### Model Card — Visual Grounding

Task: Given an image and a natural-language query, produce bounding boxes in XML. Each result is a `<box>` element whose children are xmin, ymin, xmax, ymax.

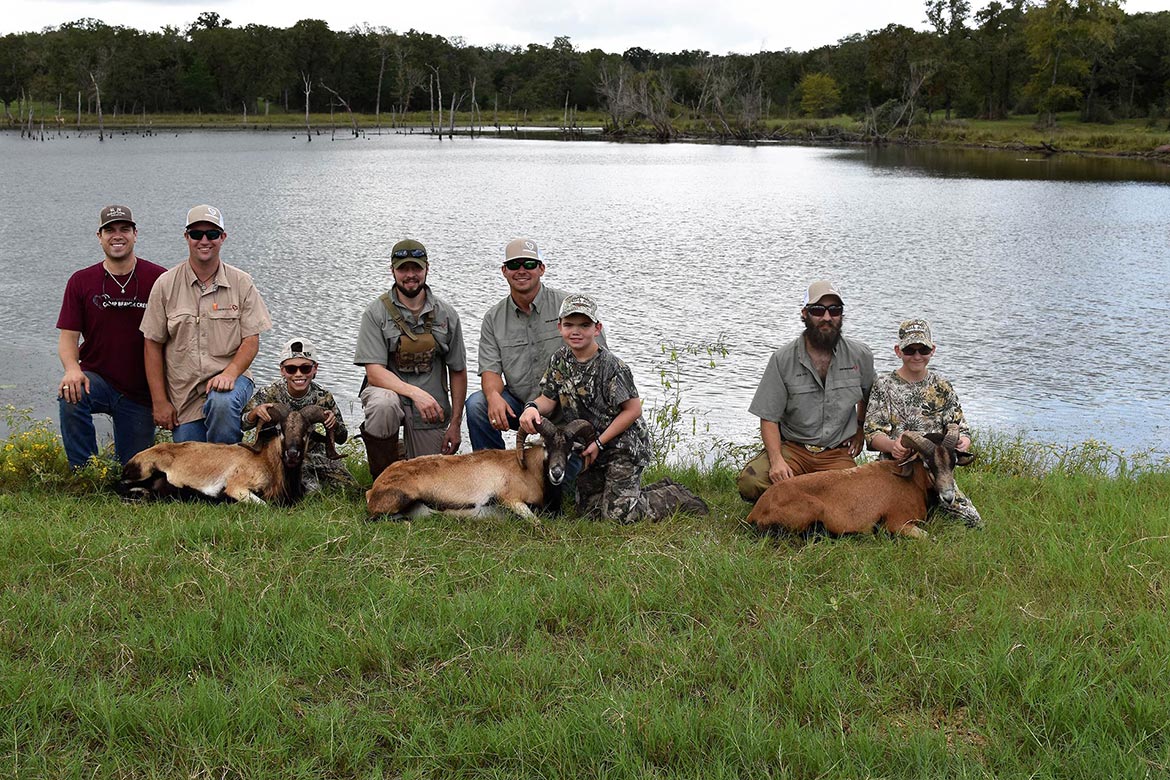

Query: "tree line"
<box><xmin>2</xmin><ymin>1</ymin><xmax>1168</xmax><ymax>139</ymax></box>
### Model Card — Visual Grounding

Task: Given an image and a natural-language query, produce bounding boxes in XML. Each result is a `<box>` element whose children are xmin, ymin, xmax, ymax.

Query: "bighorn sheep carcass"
<box><xmin>747</xmin><ymin>424</ymin><xmax>975</xmax><ymax>539</ymax></box>
<box><xmin>366</xmin><ymin>418</ymin><xmax>596</xmax><ymax>520</ymax></box>
<box><xmin>116</xmin><ymin>404</ymin><xmax>341</xmax><ymax>505</ymax></box>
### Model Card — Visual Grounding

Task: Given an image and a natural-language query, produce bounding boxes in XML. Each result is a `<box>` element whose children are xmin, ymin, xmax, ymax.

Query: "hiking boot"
<box><xmin>361</xmin><ymin>425</ymin><xmax>400</xmax><ymax>483</ymax></box>
<box><xmin>642</xmin><ymin>477</ymin><xmax>710</xmax><ymax>519</ymax></box>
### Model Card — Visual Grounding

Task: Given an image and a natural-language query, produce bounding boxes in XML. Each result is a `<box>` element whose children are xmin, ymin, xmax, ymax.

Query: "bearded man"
<box><xmin>736</xmin><ymin>280</ymin><xmax>875</xmax><ymax>502</ymax></box>
<box><xmin>353</xmin><ymin>238</ymin><xmax>467</xmax><ymax>479</ymax></box>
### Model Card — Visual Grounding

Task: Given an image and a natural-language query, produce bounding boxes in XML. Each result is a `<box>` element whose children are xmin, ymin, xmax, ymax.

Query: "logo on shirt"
<box><xmin>92</xmin><ymin>294</ymin><xmax>146</xmax><ymax>310</ymax></box>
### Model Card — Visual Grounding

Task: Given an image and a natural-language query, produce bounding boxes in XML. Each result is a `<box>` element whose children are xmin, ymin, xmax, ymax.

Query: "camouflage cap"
<box><xmin>279</xmin><ymin>337</ymin><xmax>318</xmax><ymax>365</ymax></box>
<box><xmin>186</xmin><ymin>204</ymin><xmax>225</xmax><ymax>229</ymax></box>
<box><xmin>558</xmin><ymin>293</ymin><xmax>599</xmax><ymax>323</ymax></box>
<box><xmin>803</xmin><ymin>280</ymin><xmax>844</xmax><ymax>307</ymax></box>
<box><xmin>391</xmin><ymin>238</ymin><xmax>428</xmax><ymax>269</ymax></box>
<box><xmin>898</xmin><ymin>319</ymin><xmax>935</xmax><ymax>350</ymax></box>
<box><xmin>99</xmin><ymin>205</ymin><xmax>135</xmax><ymax>229</ymax></box>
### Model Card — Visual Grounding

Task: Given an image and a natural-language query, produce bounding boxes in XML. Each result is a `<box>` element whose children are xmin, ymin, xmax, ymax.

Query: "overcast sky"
<box><xmin>4</xmin><ymin>0</ymin><xmax>1167</xmax><ymax>53</ymax></box>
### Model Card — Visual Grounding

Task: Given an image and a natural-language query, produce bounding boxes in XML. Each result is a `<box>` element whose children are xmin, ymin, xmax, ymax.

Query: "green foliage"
<box><xmin>798</xmin><ymin>72</ymin><xmax>842</xmax><ymax>117</ymax></box>
<box><xmin>646</xmin><ymin>336</ymin><xmax>729</xmax><ymax>466</ymax></box>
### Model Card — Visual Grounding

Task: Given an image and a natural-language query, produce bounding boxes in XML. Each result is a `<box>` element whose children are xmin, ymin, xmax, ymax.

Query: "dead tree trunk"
<box><xmin>320</xmin><ymin>82</ymin><xmax>360</xmax><ymax>137</ymax></box>
<box><xmin>375</xmin><ymin>47</ymin><xmax>388</xmax><ymax>132</ymax></box>
<box><xmin>89</xmin><ymin>73</ymin><xmax>105</xmax><ymax>142</ymax></box>
<box><xmin>301</xmin><ymin>71</ymin><xmax>312</xmax><ymax>141</ymax></box>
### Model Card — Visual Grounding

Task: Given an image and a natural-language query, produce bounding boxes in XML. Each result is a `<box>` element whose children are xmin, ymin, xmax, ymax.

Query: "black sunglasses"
<box><xmin>805</xmin><ymin>304</ymin><xmax>844</xmax><ymax>317</ymax></box>
<box><xmin>503</xmin><ymin>259</ymin><xmax>541</xmax><ymax>271</ymax></box>
<box><xmin>392</xmin><ymin>248</ymin><xmax>427</xmax><ymax>259</ymax></box>
<box><xmin>282</xmin><ymin>363</ymin><xmax>315</xmax><ymax>375</ymax></box>
<box><xmin>187</xmin><ymin>229</ymin><xmax>223</xmax><ymax>241</ymax></box>
<box><xmin>901</xmin><ymin>345</ymin><xmax>934</xmax><ymax>356</ymax></box>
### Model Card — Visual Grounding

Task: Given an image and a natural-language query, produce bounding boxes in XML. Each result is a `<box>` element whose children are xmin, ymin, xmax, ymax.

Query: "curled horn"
<box><xmin>240</xmin><ymin>403</ymin><xmax>292</xmax><ymax>453</ymax></box>
<box><xmin>562</xmin><ymin>419</ymin><xmax>597</xmax><ymax>445</ymax></box>
<box><xmin>900</xmin><ymin>431</ymin><xmax>935</xmax><ymax>458</ymax></box>
<box><xmin>516</xmin><ymin>430</ymin><xmax>529</xmax><ymax>467</ymax></box>
<box><xmin>941</xmin><ymin>423</ymin><xmax>960</xmax><ymax>451</ymax></box>
<box><xmin>535</xmin><ymin>416</ymin><xmax>560</xmax><ymax>439</ymax></box>
<box><xmin>297</xmin><ymin>405</ymin><xmax>343</xmax><ymax>460</ymax></box>
<box><xmin>267</xmin><ymin>403</ymin><xmax>291</xmax><ymax>424</ymax></box>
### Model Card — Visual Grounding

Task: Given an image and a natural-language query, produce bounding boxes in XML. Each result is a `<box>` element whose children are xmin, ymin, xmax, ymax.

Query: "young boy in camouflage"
<box><xmin>519</xmin><ymin>294</ymin><xmax>705</xmax><ymax>523</ymax></box>
<box><xmin>864</xmin><ymin>318</ymin><xmax>982</xmax><ymax>528</ymax></box>
<box><xmin>241</xmin><ymin>337</ymin><xmax>356</xmax><ymax>493</ymax></box>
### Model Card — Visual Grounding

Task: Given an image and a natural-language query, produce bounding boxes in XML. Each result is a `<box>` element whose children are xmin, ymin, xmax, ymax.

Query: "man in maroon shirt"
<box><xmin>57</xmin><ymin>205</ymin><xmax>167</xmax><ymax>468</ymax></box>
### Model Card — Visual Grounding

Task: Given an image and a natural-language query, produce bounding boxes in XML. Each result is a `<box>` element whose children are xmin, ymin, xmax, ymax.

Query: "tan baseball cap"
<box><xmin>558</xmin><ymin>293</ymin><xmax>599</xmax><ymax>322</ymax></box>
<box><xmin>803</xmin><ymin>280</ymin><xmax>844</xmax><ymax>307</ymax></box>
<box><xmin>898</xmin><ymin>319</ymin><xmax>935</xmax><ymax>349</ymax></box>
<box><xmin>186</xmin><ymin>204</ymin><xmax>225</xmax><ymax>229</ymax></box>
<box><xmin>505</xmin><ymin>238</ymin><xmax>542</xmax><ymax>263</ymax></box>
<box><xmin>391</xmin><ymin>238</ymin><xmax>428</xmax><ymax>269</ymax></box>
<box><xmin>279</xmin><ymin>337</ymin><xmax>318</xmax><ymax>364</ymax></box>
<box><xmin>99</xmin><ymin>205</ymin><xmax>135</xmax><ymax>229</ymax></box>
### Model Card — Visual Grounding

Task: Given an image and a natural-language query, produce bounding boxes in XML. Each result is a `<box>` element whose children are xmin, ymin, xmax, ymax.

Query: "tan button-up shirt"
<box><xmin>140</xmin><ymin>261</ymin><xmax>272</xmax><ymax>424</ymax></box>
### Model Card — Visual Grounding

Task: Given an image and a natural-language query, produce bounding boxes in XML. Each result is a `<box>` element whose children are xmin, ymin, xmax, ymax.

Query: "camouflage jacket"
<box><xmin>864</xmin><ymin>369</ymin><xmax>971</xmax><ymax>447</ymax></box>
<box><xmin>539</xmin><ymin>346</ymin><xmax>651</xmax><ymax>467</ymax></box>
<box><xmin>241</xmin><ymin>380</ymin><xmax>351</xmax><ymax>477</ymax></box>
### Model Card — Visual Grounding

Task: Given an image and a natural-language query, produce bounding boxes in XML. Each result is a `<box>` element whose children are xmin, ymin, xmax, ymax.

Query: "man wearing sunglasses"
<box><xmin>737</xmin><ymin>280</ymin><xmax>875</xmax><ymax>502</ymax></box>
<box><xmin>354</xmin><ymin>238</ymin><xmax>467</xmax><ymax>478</ymax></box>
<box><xmin>467</xmin><ymin>237</ymin><xmax>605</xmax><ymax>451</ymax></box>
<box><xmin>56</xmin><ymin>205</ymin><xmax>168</xmax><ymax>468</ymax></box>
<box><xmin>141</xmin><ymin>204</ymin><xmax>272</xmax><ymax>444</ymax></box>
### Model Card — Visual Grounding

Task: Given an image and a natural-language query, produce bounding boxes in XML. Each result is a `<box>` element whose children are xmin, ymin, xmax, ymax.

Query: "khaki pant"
<box><xmin>737</xmin><ymin>443</ymin><xmax>857</xmax><ymax>502</ymax></box>
<box><xmin>359</xmin><ymin>386</ymin><xmax>445</xmax><ymax>458</ymax></box>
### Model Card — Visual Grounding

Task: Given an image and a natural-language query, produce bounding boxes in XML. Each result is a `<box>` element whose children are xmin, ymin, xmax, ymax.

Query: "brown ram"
<box><xmin>116</xmin><ymin>404</ymin><xmax>340</xmax><ymax>505</ymax></box>
<box><xmin>747</xmin><ymin>424</ymin><xmax>974</xmax><ymax>539</ymax></box>
<box><xmin>366</xmin><ymin>418</ymin><xmax>595</xmax><ymax>520</ymax></box>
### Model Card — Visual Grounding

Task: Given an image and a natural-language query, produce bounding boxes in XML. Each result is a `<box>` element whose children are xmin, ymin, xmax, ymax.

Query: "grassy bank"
<box><xmin>11</xmin><ymin>107</ymin><xmax>1170</xmax><ymax>157</ymax></box>
<box><xmin>2</xmin><ymin>417</ymin><xmax>1170</xmax><ymax>777</ymax></box>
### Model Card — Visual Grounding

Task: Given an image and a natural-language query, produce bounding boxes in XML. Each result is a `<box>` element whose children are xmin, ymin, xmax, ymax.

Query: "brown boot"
<box><xmin>361</xmin><ymin>425</ymin><xmax>400</xmax><ymax>482</ymax></box>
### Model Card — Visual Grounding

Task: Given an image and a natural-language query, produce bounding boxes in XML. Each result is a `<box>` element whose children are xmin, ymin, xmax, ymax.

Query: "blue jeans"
<box><xmin>466</xmin><ymin>388</ymin><xmax>526</xmax><ymax>451</ymax></box>
<box><xmin>58</xmin><ymin>371</ymin><xmax>155</xmax><ymax>468</ymax></box>
<box><xmin>173</xmin><ymin>376</ymin><xmax>255</xmax><ymax>444</ymax></box>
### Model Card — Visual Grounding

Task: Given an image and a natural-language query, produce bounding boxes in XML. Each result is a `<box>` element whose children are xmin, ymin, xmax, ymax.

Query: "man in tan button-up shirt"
<box><xmin>140</xmin><ymin>205</ymin><xmax>271</xmax><ymax>444</ymax></box>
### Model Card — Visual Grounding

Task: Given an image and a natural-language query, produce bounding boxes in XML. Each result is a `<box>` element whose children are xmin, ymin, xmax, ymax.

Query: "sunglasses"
<box><xmin>281</xmin><ymin>363</ymin><xmax>315</xmax><ymax>375</ymax></box>
<box><xmin>805</xmin><ymin>304</ymin><xmax>844</xmax><ymax>317</ymax></box>
<box><xmin>503</xmin><ymin>259</ymin><xmax>541</xmax><ymax>271</ymax></box>
<box><xmin>187</xmin><ymin>229</ymin><xmax>223</xmax><ymax>241</ymax></box>
<box><xmin>901</xmin><ymin>345</ymin><xmax>934</xmax><ymax>356</ymax></box>
<box><xmin>392</xmin><ymin>248</ymin><xmax>427</xmax><ymax>259</ymax></box>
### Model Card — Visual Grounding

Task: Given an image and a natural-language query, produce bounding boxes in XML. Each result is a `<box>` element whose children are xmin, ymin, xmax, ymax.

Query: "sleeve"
<box><xmin>606</xmin><ymin>357</ymin><xmax>639</xmax><ymax>407</ymax></box>
<box><xmin>240</xmin><ymin>384</ymin><xmax>275</xmax><ymax>431</ymax></box>
<box><xmin>56</xmin><ymin>275</ymin><xmax>83</xmax><ymax>331</ymax></box>
<box><xmin>353</xmin><ymin>307</ymin><xmax>390</xmax><ymax>366</ymax></box>
<box><xmin>477</xmin><ymin>310</ymin><xmax>502</xmax><ymax>375</ymax></box>
<box><xmin>238</xmin><ymin>276</ymin><xmax>272</xmax><ymax>338</ymax></box>
<box><xmin>860</xmin><ymin>345</ymin><xmax>876</xmax><ymax>394</ymax></box>
<box><xmin>864</xmin><ymin>375</ymin><xmax>895</xmax><ymax>443</ymax></box>
<box><xmin>538</xmin><ymin>352</ymin><xmax>562</xmax><ymax>401</ymax></box>
<box><xmin>443</xmin><ymin>312</ymin><xmax>467</xmax><ymax>373</ymax></box>
<box><xmin>139</xmin><ymin>280</ymin><xmax>170</xmax><ymax>343</ymax></box>
<box><xmin>747</xmin><ymin>351</ymin><xmax>788</xmax><ymax>422</ymax></box>
<box><xmin>938</xmin><ymin>378</ymin><xmax>971</xmax><ymax>438</ymax></box>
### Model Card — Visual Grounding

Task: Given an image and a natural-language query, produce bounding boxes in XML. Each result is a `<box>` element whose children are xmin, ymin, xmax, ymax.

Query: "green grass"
<box><xmin>2</xmin><ymin>419</ymin><xmax>1170</xmax><ymax>777</ymax></box>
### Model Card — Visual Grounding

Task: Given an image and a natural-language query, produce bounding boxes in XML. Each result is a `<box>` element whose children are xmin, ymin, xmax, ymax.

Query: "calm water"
<box><xmin>2</xmin><ymin>131</ymin><xmax>1168</xmax><ymax>460</ymax></box>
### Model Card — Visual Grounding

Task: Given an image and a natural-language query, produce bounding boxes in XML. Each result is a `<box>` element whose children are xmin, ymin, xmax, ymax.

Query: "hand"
<box><xmin>581</xmin><ymin>441</ymin><xmax>600</xmax><ymax>469</ymax></box>
<box><xmin>252</xmin><ymin>403</ymin><xmax>274</xmax><ymax>424</ymax></box>
<box><xmin>518</xmin><ymin>407</ymin><xmax>541</xmax><ymax>435</ymax></box>
<box><xmin>205</xmin><ymin>372</ymin><xmax>238</xmax><ymax>393</ymax></box>
<box><xmin>58</xmin><ymin>368</ymin><xmax>89</xmax><ymax>405</ymax></box>
<box><xmin>888</xmin><ymin>440</ymin><xmax>911</xmax><ymax>460</ymax></box>
<box><xmin>487</xmin><ymin>394</ymin><xmax>515</xmax><ymax>431</ymax></box>
<box><xmin>441</xmin><ymin>424</ymin><xmax>461</xmax><ymax>455</ymax></box>
<box><xmin>153</xmin><ymin>400</ymin><xmax>178</xmax><ymax>430</ymax></box>
<box><xmin>411</xmin><ymin>390</ymin><xmax>444</xmax><ymax>424</ymax></box>
<box><xmin>847</xmin><ymin>429</ymin><xmax>865</xmax><ymax>458</ymax></box>
<box><xmin>323</xmin><ymin>410</ymin><xmax>336</xmax><ymax>430</ymax></box>
<box><xmin>958</xmin><ymin>435</ymin><xmax>972</xmax><ymax>452</ymax></box>
<box><xmin>768</xmin><ymin>456</ymin><xmax>795</xmax><ymax>483</ymax></box>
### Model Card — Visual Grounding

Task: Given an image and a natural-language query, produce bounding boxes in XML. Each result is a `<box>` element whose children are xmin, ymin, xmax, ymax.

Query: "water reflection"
<box><xmin>1</xmin><ymin>132</ymin><xmax>1167</xmax><ymax>459</ymax></box>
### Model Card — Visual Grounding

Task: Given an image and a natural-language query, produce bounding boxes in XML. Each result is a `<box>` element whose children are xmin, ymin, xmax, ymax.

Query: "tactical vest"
<box><xmin>381</xmin><ymin>292</ymin><xmax>438</xmax><ymax>374</ymax></box>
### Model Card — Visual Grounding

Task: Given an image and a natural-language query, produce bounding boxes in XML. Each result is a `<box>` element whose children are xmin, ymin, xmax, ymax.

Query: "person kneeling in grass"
<box><xmin>864</xmin><ymin>318</ymin><xmax>982</xmax><ymax>528</ymax></box>
<box><xmin>519</xmin><ymin>294</ymin><xmax>706</xmax><ymax>522</ymax></box>
<box><xmin>241</xmin><ymin>337</ymin><xmax>356</xmax><ymax>493</ymax></box>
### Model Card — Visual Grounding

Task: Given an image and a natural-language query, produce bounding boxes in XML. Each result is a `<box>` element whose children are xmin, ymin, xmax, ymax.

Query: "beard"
<box><xmin>393</xmin><ymin>280</ymin><xmax>425</xmax><ymax>301</ymax></box>
<box><xmin>803</xmin><ymin>315</ymin><xmax>843</xmax><ymax>351</ymax></box>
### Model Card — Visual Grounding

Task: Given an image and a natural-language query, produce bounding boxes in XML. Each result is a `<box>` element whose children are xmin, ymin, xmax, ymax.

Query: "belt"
<box><xmin>793</xmin><ymin>441</ymin><xmax>849</xmax><ymax>454</ymax></box>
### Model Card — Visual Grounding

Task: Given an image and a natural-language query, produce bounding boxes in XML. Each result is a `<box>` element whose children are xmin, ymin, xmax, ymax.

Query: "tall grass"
<box><xmin>2</xmin><ymin>409</ymin><xmax>1169</xmax><ymax>777</ymax></box>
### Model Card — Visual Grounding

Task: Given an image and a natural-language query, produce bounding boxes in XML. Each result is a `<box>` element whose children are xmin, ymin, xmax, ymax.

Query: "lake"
<box><xmin>2</xmin><ymin>130</ymin><xmax>1168</xmax><ymax>462</ymax></box>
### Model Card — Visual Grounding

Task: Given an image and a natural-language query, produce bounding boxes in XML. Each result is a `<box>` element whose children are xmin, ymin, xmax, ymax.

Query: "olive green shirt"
<box><xmin>353</xmin><ymin>285</ymin><xmax>466</xmax><ymax>430</ymax></box>
<box><xmin>748</xmin><ymin>334</ymin><xmax>875</xmax><ymax>448</ymax></box>
<box><xmin>477</xmin><ymin>283</ymin><xmax>605</xmax><ymax>404</ymax></box>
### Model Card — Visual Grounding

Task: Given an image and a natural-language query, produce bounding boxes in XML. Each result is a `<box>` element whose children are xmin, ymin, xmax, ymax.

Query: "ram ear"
<box><xmin>893</xmin><ymin>455</ymin><xmax>918</xmax><ymax>478</ymax></box>
<box><xmin>955</xmin><ymin>450</ymin><xmax>976</xmax><ymax>467</ymax></box>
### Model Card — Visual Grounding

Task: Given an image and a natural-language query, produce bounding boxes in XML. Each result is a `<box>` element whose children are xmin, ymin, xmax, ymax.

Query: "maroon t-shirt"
<box><xmin>56</xmin><ymin>258</ymin><xmax>168</xmax><ymax>406</ymax></box>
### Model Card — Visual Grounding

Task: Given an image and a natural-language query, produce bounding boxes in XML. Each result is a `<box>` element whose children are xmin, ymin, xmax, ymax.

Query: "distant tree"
<box><xmin>924</xmin><ymin>0</ymin><xmax>971</xmax><ymax>118</ymax></box>
<box><xmin>971</xmin><ymin>0</ymin><xmax>1028</xmax><ymax>118</ymax></box>
<box><xmin>1024</xmin><ymin>0</ymin><xmax>1123</xmax><ymax>126</ymax></box>
<box><xmin>798</xmin><ymin>72</ymin><xmax>842</xmax><ymax>117</ymax></box>
<box><xmin>186</xmin><ymin>11</ymin><xmax>231</xmax><ymax>37</ymax></box>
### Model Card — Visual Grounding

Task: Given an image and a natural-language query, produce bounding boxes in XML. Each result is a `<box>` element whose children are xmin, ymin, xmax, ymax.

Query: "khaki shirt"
<box><xmin>140</xmin><ymin>261</ymin><xmax>272</xmax><ymax>425</ymax></box>
<box><xmin>353</xmin><ymin>286</ymin><xmax>466</xmax><ymax>430</ymax></box>
<box><xmin>477</xmin><ymin>283</ymin><xmax>605</xmax><ymax>404</ymax></box>
<box><xmin>748</xmin><ymin>334</ymin><xmax>875</xmax><ymax>448</ymax></box>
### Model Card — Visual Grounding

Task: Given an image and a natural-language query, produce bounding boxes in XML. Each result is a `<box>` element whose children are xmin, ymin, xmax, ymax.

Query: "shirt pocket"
<box><xmin>827</xmin><ymin>371</ymin><xmax>864</xmax><ymax>418</ymax></box>
<box><xmin>207</xmin><ymin>309</ymin><xmax>242</xmax><ymax>358</ymax></box>
<box><xmin>166</xmin><ymin>307</ymin><xmax>198</xmax><ymax>353</ymax></box>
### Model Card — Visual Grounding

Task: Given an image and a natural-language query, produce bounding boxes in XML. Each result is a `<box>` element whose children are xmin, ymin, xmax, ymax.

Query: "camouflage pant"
<box><xmin>935</xmin><ymin>486</ymin><xmax>983</xmax><ymax>529</ymax></box>
<box><xmin>300</xmin><ymin>452</ymin><xmax>358</xmax><ymax>494</ymax></box>
<box><xmin>577</xmin><ymin>453</ymin><xmax>709</xmax><ymax>523</ymax></box>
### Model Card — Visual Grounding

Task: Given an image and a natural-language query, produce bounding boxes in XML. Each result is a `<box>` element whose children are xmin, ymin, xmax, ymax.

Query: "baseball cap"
<box><xmin>898</xmin><ymin>319</ymin><xmax>935</xmax><ymax>350</ymax></box>
<box><xmin>391</xmin><ymin>238</ymin><xmax>428</xmax><ymax>269</ymax></box>
<box><xmin>505</xmin><ymin>238</ymin><xmax>542</xmax><ymax>263</ymax></box>
<box><xmin>558</xmin><ymin>293</ymin><xmax>599</xmax><ymax>322</ymax></box>
<box><xmin>802</xmin><ymin>280</ymin><xmax>844</xmax><ymax>307</ymax></box>
<box><xmin>186</xmin><ymin>204</ymin><xmax>225</xmax><ymax>229</ymax></box>
<box><xmin>99</xmin><ymin>205</ymin><xmax>135</xmax><ymax>229</ymax></box>
<box><xmin>279</xmin><ymin>337</ymin><xmax>318</xmax><ymax>364</ymax></box>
